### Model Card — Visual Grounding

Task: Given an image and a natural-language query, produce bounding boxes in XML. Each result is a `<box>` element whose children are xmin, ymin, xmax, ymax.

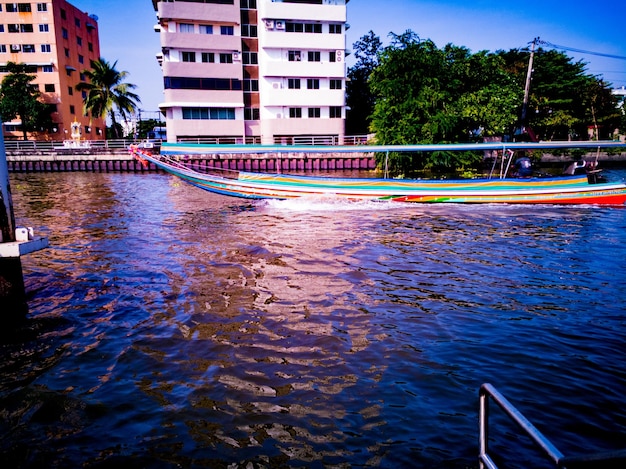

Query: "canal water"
<box><xmin>2</xmin><ymin>170</ymin><xmax>625</xmax><ymax>468</ymax></box>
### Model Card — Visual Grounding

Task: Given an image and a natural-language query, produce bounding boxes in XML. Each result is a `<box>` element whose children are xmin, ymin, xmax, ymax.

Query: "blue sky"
<box><xmin>73</xmin><ymin>0</ymin><xmax>626</xmax><ymax>115</ymax></box>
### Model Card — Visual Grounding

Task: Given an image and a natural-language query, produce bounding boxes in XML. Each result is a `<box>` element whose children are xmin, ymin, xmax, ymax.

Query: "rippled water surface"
<box><xmin>2</xmin><ymin>171</ymin><xmax>626</xmax><ymax>468</ymax></box>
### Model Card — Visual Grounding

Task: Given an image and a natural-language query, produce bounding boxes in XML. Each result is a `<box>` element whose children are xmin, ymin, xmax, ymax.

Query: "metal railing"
<box><xmin>4</xmin><ymin>138</ymin><xmax>142</xmax><ymax>151</ymax></box>
<box><xmin>479</xmin><ymin>383</ymin><xmax>626</xmax><ymax>468</ymax></box>
<box><xmin>176</xmin><ymin>135</ymin><xmax>371</xmax><ymax>146</ymax></box>
<box><xmin>3</xmin><ymin>135</ymin><xmax>372</xmax><ymax>150</ymax></box>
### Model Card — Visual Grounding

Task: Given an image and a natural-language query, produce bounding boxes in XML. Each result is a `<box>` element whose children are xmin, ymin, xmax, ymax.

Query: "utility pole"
<box><xmin>520</xmin><ymin>37</ymin><xmax>539</xmax><ymax>133</ymax></box>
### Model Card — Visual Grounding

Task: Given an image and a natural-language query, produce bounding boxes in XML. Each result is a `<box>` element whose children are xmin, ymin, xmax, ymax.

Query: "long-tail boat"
<box><xmin>130</xmin><ymin>142</ymin><xmax>626</xmax><ymax>205</ymax></box>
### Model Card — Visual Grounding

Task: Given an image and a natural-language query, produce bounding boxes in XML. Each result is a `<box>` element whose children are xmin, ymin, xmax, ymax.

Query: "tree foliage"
<box><xmin>368</xmin><ymin>31</ymin><xmax>521</xmax><ymax>174</ymax></box>
<box><xmin>0</xmin><ymin>62</ymin><xmax>54</xmax><ymax>140</ymax></box>
<box><xmin>346</xmin><ymin>31</ymin><xmax>382</xmax><ymax>135</ymax></box>
<box><xmin>136</xmin><ymin>118</ymin><xmax>165</xmax><ymax>139</ymax></box>
<box><xmin>76</xmin><ymin>58</ymin><xmax>140</xmax><ymax>139</ymax></box>
<box><xmin>358</xmin><ymin>31</ymin><xmax>621</xmax><ymax>174</ymax></box>
<box><xmin>498</xmin><ymin>48</ymin><xmax>619</xmax><ymax>140</ymax></box>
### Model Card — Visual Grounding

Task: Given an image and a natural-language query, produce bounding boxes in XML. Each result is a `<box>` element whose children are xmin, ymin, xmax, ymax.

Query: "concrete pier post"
<box><xmin>0</xmin><ymin>123</ymin><xmax>28</xmax><ymax>315</ymax></box>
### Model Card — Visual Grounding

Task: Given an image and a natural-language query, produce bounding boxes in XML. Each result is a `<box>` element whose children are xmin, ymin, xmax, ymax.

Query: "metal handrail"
<box><xmin>3</xmin><ymin>135</ymin><xmax>374</xmax><ymax>150</ymax></box>
<box><xmin>479</xmin><ymin>383</ymin><xmax>626</xmax><ymax>469</ymax></box>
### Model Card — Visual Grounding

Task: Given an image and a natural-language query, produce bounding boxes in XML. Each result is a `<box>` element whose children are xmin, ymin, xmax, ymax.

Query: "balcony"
<box><xmin>158</xmin><ymin>2</ymin><xmax>240</xmax><ymax>23</ymax></box>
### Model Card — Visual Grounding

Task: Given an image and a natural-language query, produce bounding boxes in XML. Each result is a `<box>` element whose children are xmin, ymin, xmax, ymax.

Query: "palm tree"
<box><xmin>76</xmin><ymin>58</ymin><xmax>141</xmax><ymax>138</ymax></box>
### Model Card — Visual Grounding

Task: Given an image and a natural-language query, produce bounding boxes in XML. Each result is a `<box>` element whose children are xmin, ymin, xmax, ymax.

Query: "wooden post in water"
<box><xmin>0</xmin><ymin>122</ymin><xmax>28</xmax><ymax>316</ymax></box>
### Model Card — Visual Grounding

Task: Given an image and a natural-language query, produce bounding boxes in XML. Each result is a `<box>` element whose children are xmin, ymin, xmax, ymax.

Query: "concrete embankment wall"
<box><xmin>5</xmin><ymin>148</ymin><xmax>626</xmax><ymax>173</ymax></box>
<box><xmin>5</xmin><ymin>148</ymin><xmax>378</xmax><ymax>173</ymax></box>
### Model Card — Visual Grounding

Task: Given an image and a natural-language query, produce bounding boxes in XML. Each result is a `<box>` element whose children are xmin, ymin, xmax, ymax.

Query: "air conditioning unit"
<box><xmin>10</xmin><ymin>44</ymin><xmax>21</xmax><ymax>52</ymax></box>
<box><xmin>264</xmin><ymin>20</ymin><xmax>274</xmax><ymax>30</ymax></box>
<box><xmin>275</xmin><ymin>20</ymin><xmax>285</xmax><ymax>30</ymax></box>
<box><xmin>276</xmin><ymin>113</ymin><xmax>282</xmax><ymax>119</ymax></box>
<box><xmin>272</xmin><ymin>82</ymin><xmax>281</xmax><ymax>89</ymax></box>
<box><xmin>233</xmin><ymin>52</ymin><xmax>241</xmax><ymax>61</ymax></box>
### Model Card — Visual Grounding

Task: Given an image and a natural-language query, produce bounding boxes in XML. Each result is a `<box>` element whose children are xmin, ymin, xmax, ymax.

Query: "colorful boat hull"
<box><xmin>130</xmin><ymin>146</ymin><xmax>626</xmax><ymax>205</ymax></box>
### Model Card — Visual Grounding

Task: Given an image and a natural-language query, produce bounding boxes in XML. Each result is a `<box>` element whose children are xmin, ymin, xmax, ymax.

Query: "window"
<box><xmin>77</xmin><ymin>37</ymin><xmax>82</xmax><ymax>46</ymax></box>
<box><xmin>288</xmin><ymin>50</ymin><xmax>301</xmax><ymax>62</ymax></box>
<box><xmin>22</xmin><ymin>44</ymin><xmax>35</xmax><ymax>53</ymax></box>
<box><xmin>62</xmin><ymin>28</ymin><xmax>68</xmax><ymax>39</ymax></box>
<box><xmin>242</xmin><ymin>52</ymin><xmax>257</xmax><ymax>65</ymax></box>
<box><xmin>70</xmin><ymin>105</ymin><xmax>75</xmax><ymax>115</ymax></box>
<box><xmin>39</xmin><ymin>24</ymin><xmax>49</xmax><ymax>32</ymax></box>
<box><xmin>182</xmin><ymin>51</ymin><xmax>196</xmax><ymax>62</ymax></box>
<box><xmin>241</xmin><ymin>0</ymin><xmax>256</xmax><ymax>8</ymax></box>
<box><xmin>60</xmin><ymin>8</ymin><xmax>66</xmax><ymax>19</ymax></box>
<box><xmin>244</xmin><ymin>108</ymin><xmax>260</xmax><ymax>120</ymax></box>
<box><xmin>41</xmin><ymin>44</ymin><xmax>51</xmax><ymax>53</ymax></box>
<box><xmin>8</xmin><ymin>24</ymin><xmax>19</xmax><ymax>33</ymax></box>
<box><xmin>20</xmin><ymin>24</ymin><xmax>33</xmax><ymax>33</ymax></box>
<box><xmin>78</xmin><ymin>54</ymin><xmax>84</xmax><ymax>64</ymax></box>
<box><xmin>37</xmin><ymin>3</ymin><xmax>47</xmax><ymax>12</ymax></box>
<box><xmin>307</xmin><ymin>79</ymin><xmax>319</xmax><ymax>90</ymax></box>
<box><xmin>0</xmin><ymin>26</ymin><xmax>3</xmax><ymax>33</ymax></box>
<box><xmin>0</xmin><ymin>45</ymin><xmax>6</xmax><ymax>53</ymax></box>
<box><xmin>286</xmin><ymin>22</ymin><xmax>304</xmax><ymax>33</ymax></box>
<box><xmin>179</xmin><ymin>23</ymin><xmax>194</xmax><ymax>33</ymax></box>
<box><xmin>164</xmin><ymin>77</ymin><xmax>242</xmax><ymax>91</ymax></box>
<box><xmin>42</xmin><ymin>65</ymin><xmax>53</xmax><ymax>72</ymax></box>
<box><xmin>289</xmin><ymin>108</ymin><xmax>302</xmax><ymax>118</ymax></box>
<box><xmin>44</xmin><ymin>84</ymin><xmax>55</xmax><ymax>92</ymax></box>
<box><xmin>202</xmin><ymin>52</ymin><xmax>215</xmax><ymax>63</ymax></box>
<box><xmin>330</xmin><ymin>79</ymin><xmax>342</xmax><ymax>90</ymax></box>
<box><xmin>199</xmin><ymin>24</ymin><xmax>213</xmax><ymax>34</ymax></box>
<box><xmin>330</xmin><ymin>106</ymin><xmax>342</xmax><ymax>118</ymax></box>
<box><xmin>288</xmin><ymin>78</ymin><xmax>300</xmax><ymax>89</ymax></box>
<box><xmin>68</xmin><ymin>86</ymin><xmax>73</xmax><ymax>96</ymax></box>
<box><xmin>75</xmin><ymin>18</ymin><xmax>81</xmax><ymax>28</ymax></box>
<box><xmin>219</xmin><ymin>53</ymin><xmax>233</xmax><ymax>63</ymax></box>
<box><xmin>64</xmin><ymin>48</ymin><xmax>69</xmax><ymax>57</ymax></box>
<box><xmin>308</xmin><ymin>108</ymin><xmax>321</xmax><ymax>118</ymax></box>
<box><xmin>88</xmin><ymin>43</ymin><xmax>93</xmax><ymax>52</ymax></box>
<box><xmin>308</xmin><ymin>51</ymin><xmax>320</xmax><ymax>62</ymax></box>
<box><xmin>221</xmin><ymin>25</ymin><xmax>234</xmax><ymax>35</ymax></box>
<box><xmin>329</xmin><ymin>51</ymin><xmax>336</xmax><ymax>62</ymax></box>
<box><xmin>182</xmin><ymin>107</ymin><xmax>235</xmax><ymax>120</ymax></box>
<box><xmin>243</xmin><ymin>79</ymin><xmax>258</xmax><ymax>92</ymax></box>
<box><xmin>329</xmin><ymin>24</ymin><xmax>342</xmax><ymax>34</ymax></box>
<box><xmin>241</xmin><ymin>24</ymin><xmax>257</xmax><ymax>37</ymax></box>
<box><xmin>305</xmin><ymin>24</ymin><xmax>322</xmax><ymax>33</ymax></box>
<box><xmin>18</xmin><ymin>3</ymin><xmax>32</xmax><ymax>12</ymax></box>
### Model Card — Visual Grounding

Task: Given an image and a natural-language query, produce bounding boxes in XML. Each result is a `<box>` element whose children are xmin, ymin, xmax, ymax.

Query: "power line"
<box><xmin>537</xmin><ymin>39</ymin><xmax>626</xmax><ymax>61</ymax></box>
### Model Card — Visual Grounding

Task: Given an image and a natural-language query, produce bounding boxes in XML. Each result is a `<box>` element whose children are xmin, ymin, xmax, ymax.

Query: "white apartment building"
<box><xmin>153</xmin><ymin>0</ymin><xmax>348</xmax><ymax>144</ymax></box>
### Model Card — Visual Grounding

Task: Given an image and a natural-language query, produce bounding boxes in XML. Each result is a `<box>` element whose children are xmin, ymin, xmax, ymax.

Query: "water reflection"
<box><xmin>1</xmin><ymin>172</ymin><xmax>625</xmax><ymax>468</ymax></box>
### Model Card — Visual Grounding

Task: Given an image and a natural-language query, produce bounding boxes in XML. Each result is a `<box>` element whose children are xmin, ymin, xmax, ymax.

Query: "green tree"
<box><xmin>346</xmin><ymin>30</ymin><xmax>382</xmax><ymax>135</ymax></box>
<box><xmin>0</xmin><ymin>62</ymin><xmax>54</xmax><ymax>140</ymax></box>
<box><xmin>369</xmin><ymin>32</ymin><xmax>520</xmax><ymax>174</ymax></box>
<box><xmin>498</xmin><ymin>48</ymin><xmax>619</xmax><ymax>140</ymax></box>
<box><xmin>76</xmin><ymin>58</ymin><xmax>140</xmax><ymax>139</ymax></box>
<box><xmin>137</xmin><ymin>118</ymin><xmax>165</xmax><ymax>139</ymax></box>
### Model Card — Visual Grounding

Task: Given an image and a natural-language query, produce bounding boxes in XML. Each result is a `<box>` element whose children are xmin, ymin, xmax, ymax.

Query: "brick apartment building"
<box><xmin>0</xmin><ymin>0</ymin><xmax>105</xmax><ymax>141</ymax></box>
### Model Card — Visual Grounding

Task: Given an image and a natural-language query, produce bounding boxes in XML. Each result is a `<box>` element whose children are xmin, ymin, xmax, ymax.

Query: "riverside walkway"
<box><xmin>4</xmin><ymin>138</ymin><xmax>626</xmax><ymax>173</ymax></box>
